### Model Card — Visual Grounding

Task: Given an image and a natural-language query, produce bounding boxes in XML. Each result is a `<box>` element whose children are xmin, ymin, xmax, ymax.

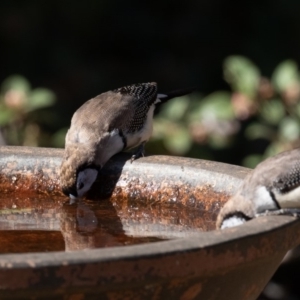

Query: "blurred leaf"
<box><xmin>159</xmin><ymin>96</ymin><xmax>190</xmax><ymax>121</ymax></box>
<box><xmin>224</xmin><ymin>56</ymin><xmax>260</xmax><ymax>97</ymax></box>
<box><xmin>264</xmin><ymin>142</ymin><xmax>287</xmax><ymax>158</ymax></box>
<box><xmin>259</xmin><ymin>99</ymin><xmax>285</xmax><ymax>125</ymax></box>
<box><xmin>51</xmin><ymin>127</ymin><xmax>68</xmax><ymax>148</ymax></box>
<box><xmin>164</xmin><ymin>125</ymin><xmax>192</xmax><ymax>155</ymax></box>
<box><xmin>245</xmin><ymin>123</ymin><xmax>274</xmax><ymax>140</ymax></box>
<box><xmin>278</xmin><ymin>117</ymin><xmax>300</xmax><ymax>141</ymax></box>
<box><xmin>272</xmin><ymin>60</ymin><xmax>299</xmax><ymax>93</ymax></box>
<box><xmin>26</xmin><ymin>88</ymin><xmax>56</xmax><ymax>112</ymax></box>
<box><xmin>296</xmin><ymin>102</ymin><xmax>300</xmax><ymax>119</ymax></box>
<box><xmin>242</xmin><ymin>154</ymin><xmax>262</xmax><ymax>168</ymax></box>
<box><xmin>1</xmin><ymin>75</ymin><xmax>30</xmax><ymax>94</ymax></box>
<box><xmin>153</xmin><ymin>118</ymin><xmax>170</xmax><ymax>139</ymax></box>
<box><xmin>198</xmin><ymin>91</ymin><xmax>234</xmax><ymax>121</ymax></box>
<box><xmin>0</xmin><ymin>105</ymin><xmax>15</xmax><ymax>126</ymax></box>
<box><xmin>208</xmin><ymin>134</ymin><xmax>232</xmax><ymax>149</ymax></box>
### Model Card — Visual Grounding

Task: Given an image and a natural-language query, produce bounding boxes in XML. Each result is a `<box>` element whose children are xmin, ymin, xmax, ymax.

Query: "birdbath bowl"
<box><xmin>0</xmin><ymin>146</ymin><xmax>300</xmax><ymax>300</ymax></box>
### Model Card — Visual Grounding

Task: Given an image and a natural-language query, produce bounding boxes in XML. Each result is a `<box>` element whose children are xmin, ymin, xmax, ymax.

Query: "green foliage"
<box><xmin>3</xmin><ymin>57</ymin><xmax>300</xmax><ymax>168</ymax></box>
<box><xmin>272</xmin><ymin>60</ymin><xmax>299</xmax><ymax>93</ymax></box>
<box><xmin>0</xmin><ymin>75</ymin><xmax>56</xmax><ymax>146</ymax></box>
<box><xmin>278</xmin><ymin>117</ymin><xmax>300</xmax><ymax>142</ymax></box>
<box><xmin>1</xmin><ymin>75</ymin><xmax>31</xmax><ymax>94</ymax></box>
<box><xmin>198</xmin><ymin>91</ymin><xmax>234</xmax><ymax>120</ymax></box>
<box><xmin>26</xmin><ymin>88</ymin><xmax>56</xmax><ymax>112</ymax></box>
<box><xmin>224</xmin><ymin>56</ymin><xmax>260</xmax><ymax>98</ymax></box>
<box><xmin>51</xmin><ymin>128</ymin><xmax>68</xmax><ymax>148</ymax></box>
<box><xmin>151</xmin><ymin>55</ymin><xmax>300</xmax><ymax>168</ymax></box>
<box><xmin>153</xmin><ymin>97</ymin><xmax>193</xmax><ymax>155</ymax></box>
<box><xmin>259</xmin><ymin>99</ymin><xmax>285</xmax><ymax>125</ymax></box>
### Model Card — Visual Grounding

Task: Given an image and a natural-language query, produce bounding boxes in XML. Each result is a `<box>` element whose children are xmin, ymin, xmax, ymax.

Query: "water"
<box><xmin>0</xmin><ymin>194</ymin><xmax>216</xmax><ymax>253</ymax></box>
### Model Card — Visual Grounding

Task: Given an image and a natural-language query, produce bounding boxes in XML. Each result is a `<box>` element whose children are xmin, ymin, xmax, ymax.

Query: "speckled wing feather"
<box><xmin>240</xmin><ymin>148</ymin><xmax>300</xmax><ymax>196</ymax></box>
<box><xmin>271</xmin><ymin>156</ymin><xmax>300</xmax><ymax>194</ymax></box>
<box><xmin>114</xmin><ymin>82</ymin><xmax>158</xmax><ymax>133</ymax></box>
<box><xmin>66</xmin><ymin>82</ymin><xmax>158</xmax><ymax>145</ymax></box>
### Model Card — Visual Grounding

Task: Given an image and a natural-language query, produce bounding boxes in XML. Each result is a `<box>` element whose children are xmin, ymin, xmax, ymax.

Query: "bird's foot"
<box><xmin>131</xmin><ymin>143</ymin><xmax>145</xmax><ymax>163</ymax></box>
<box><xmin>256</xmin><ymin>208</ymin><xmax>300</xmax><ymax>218</ymax></box>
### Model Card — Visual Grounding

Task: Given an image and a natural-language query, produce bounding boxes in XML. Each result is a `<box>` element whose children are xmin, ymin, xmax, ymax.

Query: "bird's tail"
<box><xmin>157</xmin><ymin>87</ymin><xmax>196</xmax><ymax>103</ymax></box>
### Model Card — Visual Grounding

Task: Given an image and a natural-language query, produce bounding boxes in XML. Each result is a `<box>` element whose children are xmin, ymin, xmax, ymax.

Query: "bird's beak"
<box><xmin>69</xmin><ymin>194</ymin><xmax>78</xmax><ymax>204</ymax></box>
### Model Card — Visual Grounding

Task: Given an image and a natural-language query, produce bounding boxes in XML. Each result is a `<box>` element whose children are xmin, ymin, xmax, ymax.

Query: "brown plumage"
<box><xmin>60</xmin><ymin>82</ymin><xmax>193</xmax><ymax>199</ymax></box>
<box><xmin>216</xmin><ymin>148</ymin><xmax>300</xmax><ymax>229</ymax></box>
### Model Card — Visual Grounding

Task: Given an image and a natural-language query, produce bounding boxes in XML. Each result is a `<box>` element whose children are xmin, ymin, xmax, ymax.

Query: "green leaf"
<box><xmin>0</xmin><ymin>104</ymin><xmax>15</xmax><ymax>126</ymax></box>
<box><xmin>272</xmin><ymin>60</ymin><xmax>299</xmax><ymax>93</ymax></box>
<box><xmin>1</xmin><ymin>75</ymin><xmax>31</xmax><ymax>94</ymax></box>
<box><xmin>259</xmin><ymin>99</ymin><xmax>285</xmax><ymax>125</ymax></box>
<box><xmin>242</xmin><ymin>154</ymin><xmax>263</xmax><ymax>168</ymax></box>
<box><xmin>198</xmin><ymin>91</ymin><xmax>234</xmax><ymax>121</ymax></box>
<box><xmin>245</xmin><ymin>123</ymin><xmax>274</xmax><ymax>140</ymax></box>
<box><xmin>208</xmin><ymin>134</ymin><xmax>232</xmax><ymax>149</ymax></box>
<box><xmin>278</xmin><ymin>117</ymin><xmax>300</xmax><ymax>141</ymax></box>
<box><xmin>26</xmin><ymin>88</ymin><xmax>56</xmax><ymax>112</ymax></box>
<box><xmin>159</xmin><ymin>96</ymin><xmax>190</xmax><ymax>121</ymax></box>
<box><xmin>223</xmin><ymin>56</ymin><xmax>260</xmax><ymax>97</ymax></box>
<box><xmin>153</xmin><ymin>118</ymin><xmax>171</xmax><ymax>139</ymax></box>
<box><xmin>295</xmin><ymin>102</ymin><xmax>300</xmax><ymax>119</ymax></box>
<box><xmin>51</xmin><ymin>127</ymin><xmax>68</xmax><ymax>148</ymax></box>
<box><xmin>164</xmin><ymin>125</ymin><xmax>192</xmax><ymax>155</ymax></box>
<box><xmin>264</xmin><ymin>142</ymin><xmax>285</xmax><ymax>158</ymax></box>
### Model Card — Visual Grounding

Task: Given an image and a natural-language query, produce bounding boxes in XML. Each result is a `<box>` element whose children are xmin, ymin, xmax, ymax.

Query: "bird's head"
<box><xmin>216</xmin><ymin>193</ymin><xmax>255</xmax><ymax>229</ymax></box>
<box><xmin>60</xmin><ymin>144</ymin><xmax>100</xmax><ymax>199</ymax></box>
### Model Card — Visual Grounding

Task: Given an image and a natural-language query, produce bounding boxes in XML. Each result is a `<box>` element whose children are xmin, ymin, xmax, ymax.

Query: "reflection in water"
<box><xmin>0</xmin><ymin>194</ymin><xmax>216</xmax><ymax>253</ymax></box>
<box><xmin>60</xmin><ymin>200</ymin><xmax>165</xmax><ymax>251</ymax></box>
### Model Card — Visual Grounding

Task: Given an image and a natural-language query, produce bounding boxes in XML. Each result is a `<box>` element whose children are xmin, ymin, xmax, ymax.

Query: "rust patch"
<box><xmin>180</xmin><ymin>282</ymin><xmax>202</xmax><ymax>300</ymax></box>
<box><xmin>2</xmin><ymin>147</ymin><xmax>297</xmax><ymax>300</ymax></box>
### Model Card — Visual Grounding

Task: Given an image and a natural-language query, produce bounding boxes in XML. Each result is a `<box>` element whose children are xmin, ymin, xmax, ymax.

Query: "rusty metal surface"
<box><xmin>0</xmin><ymin>146</ymin><xmax>299</xmax><ymax>299</ymax></box>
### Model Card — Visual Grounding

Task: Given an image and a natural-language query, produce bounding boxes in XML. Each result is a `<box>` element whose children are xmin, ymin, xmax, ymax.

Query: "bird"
<box><xmin>60</xmin><ymin>82</ymin><xmax>193</xmax><ymax>199</ymax></box>
<box><xmin>216</xmin><ymin>148</ymin><xmax>300</xmax><ymax>229</ymax></box>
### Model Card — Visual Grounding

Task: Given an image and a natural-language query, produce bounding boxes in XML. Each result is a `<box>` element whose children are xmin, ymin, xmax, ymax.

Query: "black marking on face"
<box><xmin>268</xmin><ymin>190</ymin><xmax>281</xmax><ymax>209</ymax></box>
<box><xmin>77</xmin><ymin>182</ymin><xmax>84</xmax><ymax>190</ymax></box>
<box><xmin>223</xmin><ymin>211</ymin><xmax>252</xmax><ymax>223</ymax></box>
<box><xmin>62</xmin><ymin>186</ymin><xmax>78</xmax><ymax>197</ymax></box>
<box><xmin>118</xmin><ymin>129</ymin><xmax>127</xmax><ymax>150</ymax></box>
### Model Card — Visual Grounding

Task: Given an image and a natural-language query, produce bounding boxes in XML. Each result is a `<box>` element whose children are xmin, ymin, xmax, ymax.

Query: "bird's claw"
<box><xmin>130</xmin><ymin>143</ymin><xmax>145</xmax><ymax>163</ymax></box>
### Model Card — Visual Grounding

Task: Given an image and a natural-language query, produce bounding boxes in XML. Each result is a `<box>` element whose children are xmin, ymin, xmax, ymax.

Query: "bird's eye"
<box><xmin>78</xmin><ymin>182</ymin><xmax>84</xmax><ymax>190</ymax></box>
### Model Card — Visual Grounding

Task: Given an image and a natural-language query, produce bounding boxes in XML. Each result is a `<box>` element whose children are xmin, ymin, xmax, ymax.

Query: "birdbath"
<box><xmin>0</xmin><ymin>146</ymin><xmax>299</xmax><ymax>300</ymax></box>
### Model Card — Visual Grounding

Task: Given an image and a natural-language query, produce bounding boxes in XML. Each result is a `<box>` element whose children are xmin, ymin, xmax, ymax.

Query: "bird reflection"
<box><xmin>60</xmin><ymin>199</ymin><xmax>126</xmax><ymax>251</ymax></box>
<box><xmin>59</xmin><ymin>196</ymin><xmax>213</xmax><ymax>251</ymax></box>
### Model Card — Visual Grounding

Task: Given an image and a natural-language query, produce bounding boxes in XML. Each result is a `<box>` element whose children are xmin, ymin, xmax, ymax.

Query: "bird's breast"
<box><xmin>253</xmin><ymin>186</ymin><xmax>278</xmax><ymax>212</ymax></box>
<box><xmin>274</xmin><ymin>185</ymin><xmax>300</xmax><ymax>208</ymax></box>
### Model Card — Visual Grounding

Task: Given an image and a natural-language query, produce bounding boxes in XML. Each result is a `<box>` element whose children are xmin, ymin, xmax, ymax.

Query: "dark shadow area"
<box><xmin>87</xmin><ymin>152</ymin><xmax>131</xmax><ymax>200</ymax></box>
<box><xmin>1</xmin><ymin>1</ymin><xmax>300</xmax><ymax>137</ymax></box>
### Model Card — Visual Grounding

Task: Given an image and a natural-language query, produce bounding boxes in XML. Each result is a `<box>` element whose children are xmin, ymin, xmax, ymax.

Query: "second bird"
<box><xmin>216</xmin><ymin>148</ymin><xmax>300</xmax><ymax>229</ymax></box>
<box><xmin>60</xmin><ymin>82</ymin><xmax>191</xmax><ymax>199</ymax></box>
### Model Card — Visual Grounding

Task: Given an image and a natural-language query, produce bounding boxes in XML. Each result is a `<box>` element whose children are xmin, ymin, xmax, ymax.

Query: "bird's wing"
<box><xmin>66</xmin><ymin>92</ymin><xmax>133</xmax><ymax>145</ymax></box>
<box><xmin>271</xmin><ymin>161</ymin><xmax>300</xmax><ymax>193</ymax></box>
<box><xmin>246</xmin><ymin>148</ymin><xmax>300</xmax><ymax>194</ymax></box>
<box><xmin>66</xmin><ymin>83</ymin><xmax>158</xmax><ymax>144</ymax></box>
<box><xmin>114</xmin><ymin>82</ymin><xmax>158</xmax><ymax>133</ymax></box>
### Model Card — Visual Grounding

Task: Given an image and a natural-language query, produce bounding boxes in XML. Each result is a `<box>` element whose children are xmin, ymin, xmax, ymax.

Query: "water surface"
<box><xmin>0</xmin><ymin>194</ymin><xmax>216</xmax><ymax>253</ymax></box>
